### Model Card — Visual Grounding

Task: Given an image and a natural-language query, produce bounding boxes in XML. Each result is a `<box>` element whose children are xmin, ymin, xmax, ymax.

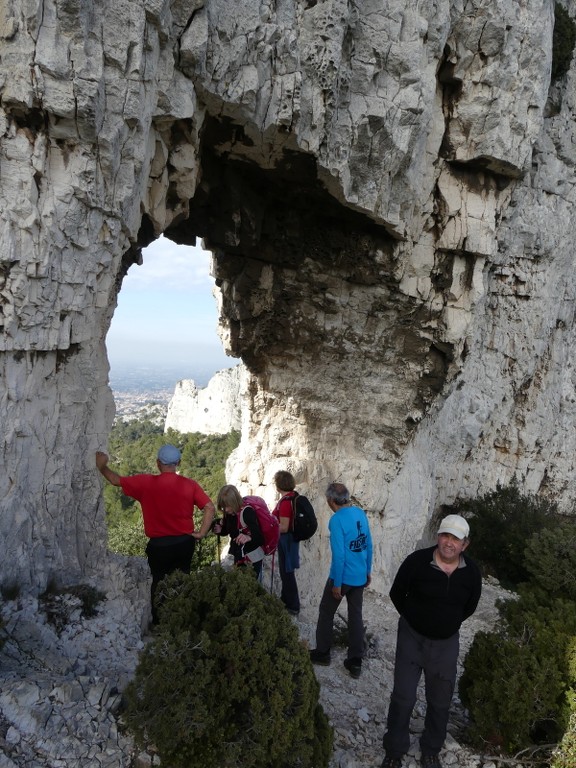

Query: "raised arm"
<box><xmin>95</xmin><ymin>451</ymin><xmax>122</xmax><ymax>487</ymax></box>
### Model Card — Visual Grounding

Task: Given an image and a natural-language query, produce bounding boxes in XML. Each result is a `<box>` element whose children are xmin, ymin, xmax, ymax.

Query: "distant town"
<box><xmin>112</xmin><ymin>390</ymin><xmax>172</xmax><ymax>423</ymax></box>
<box><xmin>109</xmin><ymin>360</ymin><xmax>236</xmax><ymax>423</ymax></box>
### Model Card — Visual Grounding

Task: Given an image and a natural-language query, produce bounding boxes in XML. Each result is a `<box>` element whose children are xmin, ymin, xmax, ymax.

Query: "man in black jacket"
<box><xmin>381</xmin><ymin>514</ymin><xmax>482</xmax><ymax>768</ymax></box>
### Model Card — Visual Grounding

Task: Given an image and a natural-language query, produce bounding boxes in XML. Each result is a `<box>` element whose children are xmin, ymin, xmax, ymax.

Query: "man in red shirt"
<box><xmin>96</xmin><ymin>444</ymin><xmax>215</xmax><ymax>623</ymax></box>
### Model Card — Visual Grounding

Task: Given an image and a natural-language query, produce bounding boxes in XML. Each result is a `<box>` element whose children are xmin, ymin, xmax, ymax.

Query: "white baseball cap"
<box><xmin>438</xmin><ymin>514</ymin><xmax>469</xmax><ymax>540</ymax></box>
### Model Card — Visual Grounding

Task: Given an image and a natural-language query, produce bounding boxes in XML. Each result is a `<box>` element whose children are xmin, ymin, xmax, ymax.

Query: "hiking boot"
<box><xmin>309</xmin><ymin>648</ymin><xmax>331</xmax><ymax>665</ymax></box>
<box><xmin>343</xmin><ymin>657</ymin><xmax>362</xmax><ymax>679</ymax></box>
<box><xmin>421</xmin><ymin>755</ymin><xmax>442</xmax><ymax>768</ymax></box>
<box><xmin>286</xmin><ymin>608</ymin><xmax>300</xmax><ymax>616</ymax></box>
<box><xmin>381</xmin><ymin>756</ymin><xmax>403</xmax><ymax>768</ymax></box>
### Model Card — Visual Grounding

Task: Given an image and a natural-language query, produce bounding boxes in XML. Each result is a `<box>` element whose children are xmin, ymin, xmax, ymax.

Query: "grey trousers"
<box><xmin>382</xmin><ymin>616</ymin><xmax>459</xmax><ymax>758</ymax></box>
<box><xmin>315</xmin><ymin>578</ymin><xmax>365</xmax><ymax>660</ymax></box>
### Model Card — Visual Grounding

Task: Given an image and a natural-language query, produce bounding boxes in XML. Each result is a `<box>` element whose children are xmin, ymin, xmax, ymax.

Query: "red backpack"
<box><xmin>239</xmin><ymin>495</ymin><xmax>280</xmax><ymax>555</ymax></box>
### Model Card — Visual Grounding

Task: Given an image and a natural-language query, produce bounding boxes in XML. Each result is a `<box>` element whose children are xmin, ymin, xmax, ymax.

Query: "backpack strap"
<box><xmin>285</xmin><ymin>491</ymin><xmax>298</xmax><ymax>532</ymax></box>
<box><xmin>238</xmin><ymin>504</ymin><xmax>250</xmax><ymax>533</ymax></box>
<box><xmin>238</xmin><ymin>503</ymin><xmax>260</xmax><ymax>537</ymax></box>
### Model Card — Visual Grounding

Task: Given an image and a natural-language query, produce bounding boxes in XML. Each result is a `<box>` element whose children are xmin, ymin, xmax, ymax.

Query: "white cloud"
<box><xmin>107</xmin><ymin>235</ymin><xmax>232</xmax><ymax>380</ymax></box>
<box><xmin>124</xmin><ymin>236</ymin><xmax>213</xmax><ymax>293</ymax></box>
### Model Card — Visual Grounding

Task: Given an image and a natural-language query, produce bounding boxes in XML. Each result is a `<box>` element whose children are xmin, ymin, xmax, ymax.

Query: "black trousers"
<box><xmin>383</xmin><ymin>616</ymin><xmax>459</xmax><ymax>758</ymax></box>
<box><xmin>315</xmin><ymin>579</ymin><xmax>365</xmax><ymax>660</ymax></box>
<box><xmin>278</xmin><ymin>544</ymin><xmax>300</xmax><ymax>612</ymax></box>
<box><xmin>146</xmin><ymin>535</ymin><xmax>196</xmax><ymax>623</ymax></box>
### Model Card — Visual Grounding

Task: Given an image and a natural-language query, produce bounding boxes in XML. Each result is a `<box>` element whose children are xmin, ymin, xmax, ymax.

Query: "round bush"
<box><xmin>123</xmin><ymin>567</ymin><xmax>333</xmax><ymax>768</ymax></box>
<box><xmin>460</xmin><ymin>593</ymin><xmax>576</xmax><ymax>754</ymax></box>
<box><xmin>553</xmin><ymin>637</ymin><xmax>576</xmax><ymax>767</ymax></box>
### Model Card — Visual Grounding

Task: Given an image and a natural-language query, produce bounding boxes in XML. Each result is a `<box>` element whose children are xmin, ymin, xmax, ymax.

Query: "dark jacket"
<box><xmin>217</xmin><ymin>506</ymin><xmax>264</xmax><ymax>563</ymax></box>
<box><xmin>389</xmin><ymin>545</ymin><xmax>482</xmax><ymax>639</ymax></box>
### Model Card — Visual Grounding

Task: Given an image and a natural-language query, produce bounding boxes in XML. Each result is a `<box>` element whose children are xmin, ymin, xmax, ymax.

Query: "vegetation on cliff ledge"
<box><xmin>553</xmin><ymin>2</ymin><xmax>576</xmax><ymax>81</ymax></box>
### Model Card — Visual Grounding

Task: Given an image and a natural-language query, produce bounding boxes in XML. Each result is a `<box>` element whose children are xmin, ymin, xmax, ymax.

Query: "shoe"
<box><xmin>309</xmin><ymin>648</ymin><xmax>331</xmax><ymax>665</ymax></box>
<box><xmin>286</xmin><ymin>608</ymin><xmax>300</xmax><ymax>616</ymax></box>
<box><xmin>421</xmin><ymin>755</ymin><xmax>442</xmax><ymax>768</ymax></box>
<box><xmin>381</xmin><ymin>756</ymin><xmax>403</xmax><ymax>768</ymax></box>
<box><xmin>343</xmin><ymin>657</ymin><xmax>362</xmax><ymax>679</ymax></box>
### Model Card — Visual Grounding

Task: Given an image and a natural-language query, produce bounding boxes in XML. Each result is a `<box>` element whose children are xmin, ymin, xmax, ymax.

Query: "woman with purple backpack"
<box><xmin>214</xmin><ymin>485</ymin><xmax>265</xmax><ymax>578</ymax></box>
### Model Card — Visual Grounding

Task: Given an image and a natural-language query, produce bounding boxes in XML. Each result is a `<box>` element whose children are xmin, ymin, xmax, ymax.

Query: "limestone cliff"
<box><xmin>164</xmin><ymin>364</ymin><xmax>245</xmax><ymax>435</ymax></box>
<box><xmin>0</xmin><ymin>0</ymin><xmax>575</xmax><ymax>598</ymax></box>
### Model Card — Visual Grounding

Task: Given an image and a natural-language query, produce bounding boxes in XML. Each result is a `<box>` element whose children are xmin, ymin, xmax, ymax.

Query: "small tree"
<box><xmin>451</xmin><ymin>481</ymin><xmax>558</xmax><ymax>588</ymax></box>
<box><xmin>123</xmin><ymin>567</ymin><xmax>333</xmax><ymax>768</ymax></box>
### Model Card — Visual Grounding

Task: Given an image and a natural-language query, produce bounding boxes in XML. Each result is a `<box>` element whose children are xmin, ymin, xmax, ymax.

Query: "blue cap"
<box><xmin>157</xmin><ymin>444</ymin><xmax>181</xmax><ymax>465</ymax></box>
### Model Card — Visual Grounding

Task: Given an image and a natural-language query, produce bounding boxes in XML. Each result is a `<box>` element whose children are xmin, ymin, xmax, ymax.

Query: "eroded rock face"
<box><xmin>164</xmin><ymin>365</ymin><xmax>245</xmax><ymax>435</ymax></box>
<box><xmin>0</xmin><ymin>0</ymin><xmax>573</xmax><ymax>598</ymax></box>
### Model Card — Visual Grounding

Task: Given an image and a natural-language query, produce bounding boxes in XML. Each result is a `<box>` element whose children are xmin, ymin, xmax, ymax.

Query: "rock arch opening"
<box><xmin>107</xmin><ymin>236</ymin><xmax>232</xmax><ymax>398</ymax></box>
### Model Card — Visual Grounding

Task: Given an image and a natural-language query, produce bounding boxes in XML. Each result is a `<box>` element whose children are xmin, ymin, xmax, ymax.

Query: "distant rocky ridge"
<box><xmin>164</xmin><ymin>364</ymin><xmax>245</xmax><ymax>435</ymax></box>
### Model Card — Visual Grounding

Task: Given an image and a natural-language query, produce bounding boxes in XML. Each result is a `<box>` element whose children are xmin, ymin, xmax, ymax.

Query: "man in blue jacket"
<box><xmin>381</xmin><ymin>514</ymin><xmax>482</xmax><ymax>768</ymax></box>
<box><xmin>310</xmin><ymin>482</ymin><xmax>373</xmax><ymax>679</ymax></box>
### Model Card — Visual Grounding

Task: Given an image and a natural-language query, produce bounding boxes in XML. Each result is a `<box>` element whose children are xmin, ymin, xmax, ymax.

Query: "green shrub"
<box><xmin>451</xmin><ymin>481</ymin><xmax>559</xmax><ymax>588</ymax></box>
<box><xmin>107</xmin><ymin>512</ymin><xmax>149</xmax><ymax>556</ymax></box>
<box><xmin>192</xmin><ymin>528</ymin><xmax>220</xmax><ymax>569</ymax></box>
<box><xmin>39</xmin><ymin>583</ymin><xmax>106</xmax><ymax>633</ymax></box>
<box><xmin>460</xmin><ymin>592</ymin><xmax>576</xmax><ymax>754</ymax></box>
<box><xmin>552</xmin><ymin>3</ymin><xmax>576</xmax><ymax>81</ymax></box>
<box><xmin>552</xmin><ymin>710</ymin><xmax>576</xmax><ymax>768</ymax></box>
<box><xmin>123</xmin><ymin>568</ymin><xmax>333</xmax><ymax>768</ymax></box>
<box><xmin>523</xmin><ymin>520</ymin><xmax>576</xmax><ymax>600</ymax></box>
<box><xmin>551</xmin><ymin>644</ymin><xmax>576</xmax><ymax>768</ymax></box>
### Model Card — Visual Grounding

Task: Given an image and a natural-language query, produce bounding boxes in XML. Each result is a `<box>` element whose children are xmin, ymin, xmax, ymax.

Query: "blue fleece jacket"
<box><xmin>328</xmin><ymin>505</ymin><xmax>373</xmax><ymax>588</ymax></box>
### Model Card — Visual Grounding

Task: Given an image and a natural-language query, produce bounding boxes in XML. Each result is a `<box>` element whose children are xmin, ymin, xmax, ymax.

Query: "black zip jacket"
<box><xmin>389</xmin><ymin>545</ymin><xmax>482</xmax><ymax>639</ymax></box>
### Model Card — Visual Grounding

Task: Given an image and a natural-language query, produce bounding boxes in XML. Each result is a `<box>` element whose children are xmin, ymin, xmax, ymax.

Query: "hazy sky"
<box><xmin>106</xmin><ymin>236</ymin><xmax>237</xmax><ymax>376</ymax></box>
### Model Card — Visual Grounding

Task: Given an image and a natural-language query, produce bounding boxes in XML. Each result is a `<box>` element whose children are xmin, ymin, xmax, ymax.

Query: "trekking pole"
<box><xmin>217</xmin><ymin>533</ymin><xmax>221</xmax><ymax>564</ymax></box>
<box><xmin>270</xmin><ymin>551</ymin><xmax>275</xmax><ymax>593</ymax></box>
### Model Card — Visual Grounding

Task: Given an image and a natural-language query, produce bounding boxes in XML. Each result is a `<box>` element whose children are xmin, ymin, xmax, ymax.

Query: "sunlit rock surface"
<box><xmin>1</xmin><ymin>0</ymin><xmax>575</xmax><ymax>764</ymax></box>
<box><xmin>164</xmin><ymin>364</ymin><xmax>245</xmax><ymax>435</ymax></box>
<box><xmin>0</xmin><ymin>0</ymin><xmax>573</xmax><ymax>605</ymax></box>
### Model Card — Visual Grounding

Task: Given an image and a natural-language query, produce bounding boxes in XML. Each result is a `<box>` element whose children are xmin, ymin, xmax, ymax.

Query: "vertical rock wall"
<box><xmin>0</xmin><ymin>0</ymin><xmax>573</xmax><ymax>598</ymax></box>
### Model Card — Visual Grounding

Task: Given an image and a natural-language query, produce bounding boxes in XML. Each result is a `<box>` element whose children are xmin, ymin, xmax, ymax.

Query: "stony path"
<box><xmin>0</xmin><ymin>567</ymin><xmax>519</xmax><ymax>768</ymax></box>
<box><xmin>294</xmin><ymin>579</ymin><xmax>519</xmax><ymax>768</ymax></box>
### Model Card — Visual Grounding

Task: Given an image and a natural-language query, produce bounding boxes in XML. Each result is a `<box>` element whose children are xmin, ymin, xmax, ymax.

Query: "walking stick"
<box><xmin>270</xmin><ymin>551</ymin><xmax>275</xmax><ymax>593</ymax></box>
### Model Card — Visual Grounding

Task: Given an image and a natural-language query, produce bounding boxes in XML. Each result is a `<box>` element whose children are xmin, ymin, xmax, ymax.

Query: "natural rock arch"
<box><xmin>1</xmin><ymin>0</ymin><xmax>575</xmax><ymax>600</ymax></box>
